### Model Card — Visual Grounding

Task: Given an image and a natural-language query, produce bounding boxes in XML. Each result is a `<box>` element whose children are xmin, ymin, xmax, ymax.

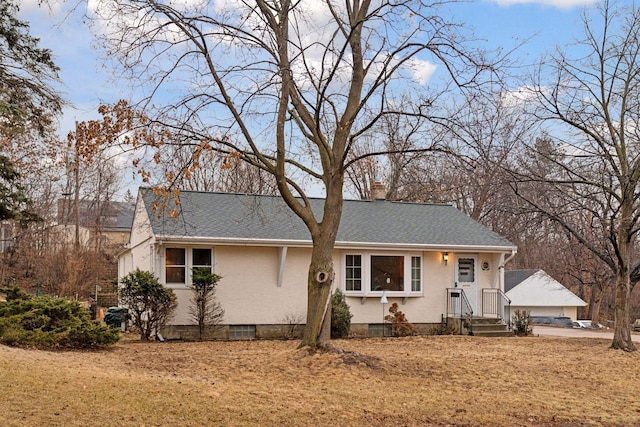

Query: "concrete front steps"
<box><xmin>470</xmin><ymin>317</ymin><xmax>514</xmax><ymax>337</ymax></box>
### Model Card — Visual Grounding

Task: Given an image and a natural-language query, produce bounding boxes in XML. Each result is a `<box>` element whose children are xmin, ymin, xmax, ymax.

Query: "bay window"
<box><xmin>345</xmin><ymin>255</ymin><xmax>362</xmax><ymax>291</ymax></box>
<box><xmin>371</xmin><ymin>255</ymin><xmax>404</xmax><ymax>291</ymax></box>
<box><xmin>343</xmin><ymin>252</ymin><xmax>422</xmax><ymax>296</ymax></box>
<box><xmin>411</xmin><ymin>256</ymin><xmax>421</xmax><ymax>292</ymax></box>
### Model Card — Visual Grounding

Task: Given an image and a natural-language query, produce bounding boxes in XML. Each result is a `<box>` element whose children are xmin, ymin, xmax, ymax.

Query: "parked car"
<box><xmin>530</xmin><ymin>316</ymin><xmax>577</xmax><ymax>327</ymax></box>
<box><xmin>574</xmin><ymin>320</ymin><xmax>593</xmax><ymax>328</ymax></box>
<box><xmin>575</xmin><ymin>320</ymin><xmax>609</xmax><ymax>329</ymax></box>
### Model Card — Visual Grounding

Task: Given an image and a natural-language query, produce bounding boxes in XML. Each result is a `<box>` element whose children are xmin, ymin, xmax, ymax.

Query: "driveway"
<box><xmin>533</xmin><ymin>326</ymin><xmax>640</xmax><ymax>342</ymax></box>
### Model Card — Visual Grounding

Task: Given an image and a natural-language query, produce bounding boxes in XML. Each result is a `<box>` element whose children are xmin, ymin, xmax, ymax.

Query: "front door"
<box><xmin>455</xmin><ymin>255</ymin><xmax>478</xmax><ymax>315</ymax></box>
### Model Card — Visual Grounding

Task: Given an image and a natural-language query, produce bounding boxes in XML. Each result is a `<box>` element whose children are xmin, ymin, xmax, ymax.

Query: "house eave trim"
<box><xmin>335</xmin><ymin>242</ymin><xmax>517</xmax><ymax>252</ymax></box>
<box><xmin>153</xmin><ymin>235</ymin><xmax>516</xmax><ymax>253</ymax></box>
<box><xmin>155</xmin><ymin>236</ymin><xmax>311</xmax><ymax>247</ymax></box>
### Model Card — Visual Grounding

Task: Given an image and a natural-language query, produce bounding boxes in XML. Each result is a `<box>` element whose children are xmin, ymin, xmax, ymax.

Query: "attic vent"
<box><xmin>371</xmin><ymin>182</ymin><xmax>386</xmax><ymax>200</ymax></box>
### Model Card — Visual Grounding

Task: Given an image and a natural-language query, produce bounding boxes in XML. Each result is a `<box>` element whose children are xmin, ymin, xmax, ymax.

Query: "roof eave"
<box><xmin>336</xmin><ymin>241</ymin><xmax>517</xmax><ymax>253</ymax></box>
<box><xmin>155</xmin><ymin>235</ymin><xmax>312</xmax><ymax>248</ymax></box>
<box><xmin>154</xmin><ymin>235</ymin><xmax>517</xmax><ymax>252</ymax></box>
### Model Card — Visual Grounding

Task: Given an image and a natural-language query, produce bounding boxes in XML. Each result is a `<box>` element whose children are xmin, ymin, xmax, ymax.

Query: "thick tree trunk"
<box><xmin>588</xmin><ymin>282</ymin><xmax>604</xmax><ymax>327</ymax></box>
<box><xmin>301</xmin><ymin>242</ymin><xmax>335</xmax><ymax>348</ymax></box>
<box><xmin>611</xmin><ymin>274</ymin><xmax>635</xmax><ymax>351</ymax></box>
<box><xmin>300</xmin><ymin>183</ymin><xmax>343</xmax><ymax>349</ymax></box>
<box><xmin>611</xmin><ymin>206</ymin><xmax>636</xmax><ymax>351</ymax></box>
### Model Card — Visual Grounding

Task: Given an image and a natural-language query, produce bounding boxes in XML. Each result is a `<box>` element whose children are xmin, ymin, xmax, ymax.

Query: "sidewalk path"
<box><xmin>533</xmin><ymin>325</ymin><xmax>640</xmax><ymax>342</ymax></box>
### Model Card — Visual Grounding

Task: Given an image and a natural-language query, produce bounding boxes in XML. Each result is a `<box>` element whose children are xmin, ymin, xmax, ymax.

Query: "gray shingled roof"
<box><xmin>57</xmin><ymin>199</ymin><xmax>135</xmax><ymax>231</ymax></box>
<box><xmin>139</xmin><ymin>188</ymin><xmax>516</xmax><ymax>249</ymax></box>
<box><xmin>504</xmin><ymin>269</ymin><xmax>538</xmax><ymax>292</ymax></box>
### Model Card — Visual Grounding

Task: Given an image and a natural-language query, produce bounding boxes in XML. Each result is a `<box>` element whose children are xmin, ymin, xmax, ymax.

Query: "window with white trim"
<box><xmin>343</xmin><ymin>253</ymin><xmax>422</xmax><ymax>296</ymax></box>
<box><xmin>166</xmin><ymin>248</ymin><xmax>186</xmax><ymax>284</ymax></box>
<box><xmin>371</xmin><ymin>255</ymin><xmax>404</xmax><ymax>291</ymax></box>
<box><xmin>193</xmin><ymin>248</ymin><xmax>212</xmax><ymax>273</ymax></box>
<box><xmin>411</xmin><ymin>256</ymin><xmax>421</xmax><ymax>292</ymax></box>
<box><xmin>345</xmin><ymin>255</ymin><xmax>362</xmax><ymax>291</ymax></box>
<box><xmin>165</xmin><ymin>247</ymin><xmax>213</xmax><ymax>285</ymax></box>
<box><xmin>458</xmin><ymin>258</ymin><xmax>475</xmax><ymax>282</ymax></box>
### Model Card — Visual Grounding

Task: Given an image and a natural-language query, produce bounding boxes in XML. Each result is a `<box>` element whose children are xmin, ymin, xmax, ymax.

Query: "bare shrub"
<box><xmin>512</xmin><ymin>309</ymin><xmax>533</xmax><ymax>336</ymax></box>
<box><xmin>281</xmin><ymin>312</ymin><xmax>305</xmax><ymax>339</ymax></box>
<box><xmin>384</xmin><ymin>303</ymin><xmax>414</xmax><ymax>337</ymax></box>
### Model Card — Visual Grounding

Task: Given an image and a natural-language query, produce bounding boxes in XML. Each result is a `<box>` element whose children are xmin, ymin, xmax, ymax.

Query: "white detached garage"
<box><xmin>505</xmin><ymin>269</ymin><xmax>586</xmax><ymax>320</ymax></box>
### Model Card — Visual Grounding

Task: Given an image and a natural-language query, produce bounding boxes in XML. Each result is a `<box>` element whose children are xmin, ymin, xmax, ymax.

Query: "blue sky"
<box><xmin>452</xmin><ymin>1</ymin><xmax>592</xmax><ymax>60</ymax></box>
<box><xmin>19</xmin><ymin>0</ymin><xmax>597</xmax><ymax>136</ymax></box>
<box><xmin>17</xmin><ymin>0</ymin><xmax>598</xmax><ymax>197</ymax></box>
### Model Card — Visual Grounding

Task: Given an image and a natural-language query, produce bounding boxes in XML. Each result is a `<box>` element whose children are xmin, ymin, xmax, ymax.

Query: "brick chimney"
<box><xmin>371</xmin><ymin>182</ymin><xmax>387</xmax><ymax>200</ymax></box>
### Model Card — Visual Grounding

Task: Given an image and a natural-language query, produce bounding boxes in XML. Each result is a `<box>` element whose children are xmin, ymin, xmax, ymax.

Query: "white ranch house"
<box><xmin>118</xmin><ymin>188</ymin><xmax>518</xmax><ymax>339</ymax></box>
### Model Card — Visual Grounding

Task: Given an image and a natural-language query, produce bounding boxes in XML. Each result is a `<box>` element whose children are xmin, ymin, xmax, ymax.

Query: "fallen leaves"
<box><xmin>1</xmin><ymin>334</ymin><xmax>639</xmax><ymax>426</ymax></box>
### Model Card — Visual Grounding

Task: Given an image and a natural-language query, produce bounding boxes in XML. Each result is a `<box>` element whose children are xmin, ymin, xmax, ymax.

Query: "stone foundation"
<box><xmin>160</xmin><ymin>322</ymin><xmax>443</xmax><ymax>341</ymax></box>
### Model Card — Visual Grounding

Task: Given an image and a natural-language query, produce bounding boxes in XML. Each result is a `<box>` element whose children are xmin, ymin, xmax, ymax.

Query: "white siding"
<box><xmin>119</xmin><ymin>197</ymin><xmax>512</xmax><ymax>327</ymax></box>
<box><xmin>161</xmin><ymin>247</ymin><xmax>507</xmax><ymax>326</ymax></box>
<box><xmin>165</xmin><ymin>246</ymin><xmax>312</xmax><ymax>325</ymax></box>
<box><xmin>118</xmin><ymin>198</ymin><xmax>155</xmax><ymax>283</ymax></box>
<box><xmin>128</xmin><ymin>198</ymin><xmax>154</xmax><ymax>250</ymax></box>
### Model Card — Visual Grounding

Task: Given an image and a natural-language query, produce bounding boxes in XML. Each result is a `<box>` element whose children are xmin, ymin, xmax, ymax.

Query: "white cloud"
<box><xmin>489</xmin><ymin>0</ymin><xmax>597</xmax><ymax>8</ymax></box>
<box><xmin>405</xmin><ymin>58</ymin><xmax>437</xmax><ymax>85</ymax></box>
<box><xmin>501</xmin><ymin>86</ymin><xmax>539</xmax><ymax>107</ymax></box>
<box><xmin>18</xmin><ymin>0</ymin><xmax>64</xmax><ymax>15</ymax></box>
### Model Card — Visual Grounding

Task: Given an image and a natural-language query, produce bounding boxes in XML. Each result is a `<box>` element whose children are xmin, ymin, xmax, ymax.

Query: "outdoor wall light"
<box><xmin>380</xmin><ymin>290</ymin><xmax>388</xmax><ymax>304</ymax></box>
<box><xmin>443</xmin><ymin>252</ymin><xmax>449</xmax><ymax>265</ymax></box>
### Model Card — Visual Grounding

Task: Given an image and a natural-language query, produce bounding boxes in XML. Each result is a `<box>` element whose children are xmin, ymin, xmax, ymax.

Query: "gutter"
<box><xmin>153</xmin><ymin>234</ymin><xmax>518</xmax><ymax>253</ymax></box>
<box><xmin>500</xmin><ymin>249</ymin><xmax>517</xmax><ymax>269</ymax></box>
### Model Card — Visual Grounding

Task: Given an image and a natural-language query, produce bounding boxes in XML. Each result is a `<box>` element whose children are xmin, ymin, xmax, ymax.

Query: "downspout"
<box><xmin>155</xmin><ymin>240</ymin><xmax>163</xmax><ymax>281</ymax></box>
<box><xmin>501</xmin><ymin>249</ymin><xmax>517</xmax><ymax>268</ymax></box>
<box><xmin>499</xmin><ymin>249</ymin><xmax>516</xmax><ymax>329</ymax></box>
<box><xmin>498</xmin><ymin>249</ymin><xmax>517</xmax><ymax>291</ymax></box>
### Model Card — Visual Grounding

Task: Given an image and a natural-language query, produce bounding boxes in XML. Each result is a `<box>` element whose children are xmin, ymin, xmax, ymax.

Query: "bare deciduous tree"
<box><xmin>431</xmin><ymin>91</ymin><xmax>533</xmax><ymax>222</ymax></box>
<box><xmin>165</xmin><ymin>145</ymin><xmax>277</xmax><ymax>194</ymax></box>
<box><xmin>90</xmin><ymin>0</ymin><xmax>501</xmax><ymax>348</ymax></box>
<box><xmin>345</xmin><ymin>109</ymin><xmax>443</xmax><ymax>201</ymax></box>
<box><xmin>515</xmin><ymin>1</ymin><xmax>640</xmax><ymax>351</ymax></box>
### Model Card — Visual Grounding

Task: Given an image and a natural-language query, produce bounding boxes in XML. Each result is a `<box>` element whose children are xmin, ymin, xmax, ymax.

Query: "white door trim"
<box><xmin>455</xmin><ymin>254</ymin><xmax>479</xmax><ymax>315</ymax></box>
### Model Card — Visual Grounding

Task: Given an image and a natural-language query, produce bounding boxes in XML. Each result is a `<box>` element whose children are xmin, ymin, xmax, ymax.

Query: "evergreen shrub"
<box><xmin>330</xmin><ymin>289</ymin><xmax>352</xmax><ymax>339</ymax></box>
<box><xmin>119</xmin><ymin>269</ymin><xmax>177</xmax><ymax>341</ymax></box>
<box><xmin>0</xmin><ymin>286</ymin><xmax>119</xmax><ymax>349</ymax></box>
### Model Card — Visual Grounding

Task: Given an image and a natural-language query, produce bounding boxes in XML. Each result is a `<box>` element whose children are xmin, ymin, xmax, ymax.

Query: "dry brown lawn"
<box><xmin>1</xmin><ymin>334</ymin><xmax>639</xmax><ymax>426</ymax></box>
